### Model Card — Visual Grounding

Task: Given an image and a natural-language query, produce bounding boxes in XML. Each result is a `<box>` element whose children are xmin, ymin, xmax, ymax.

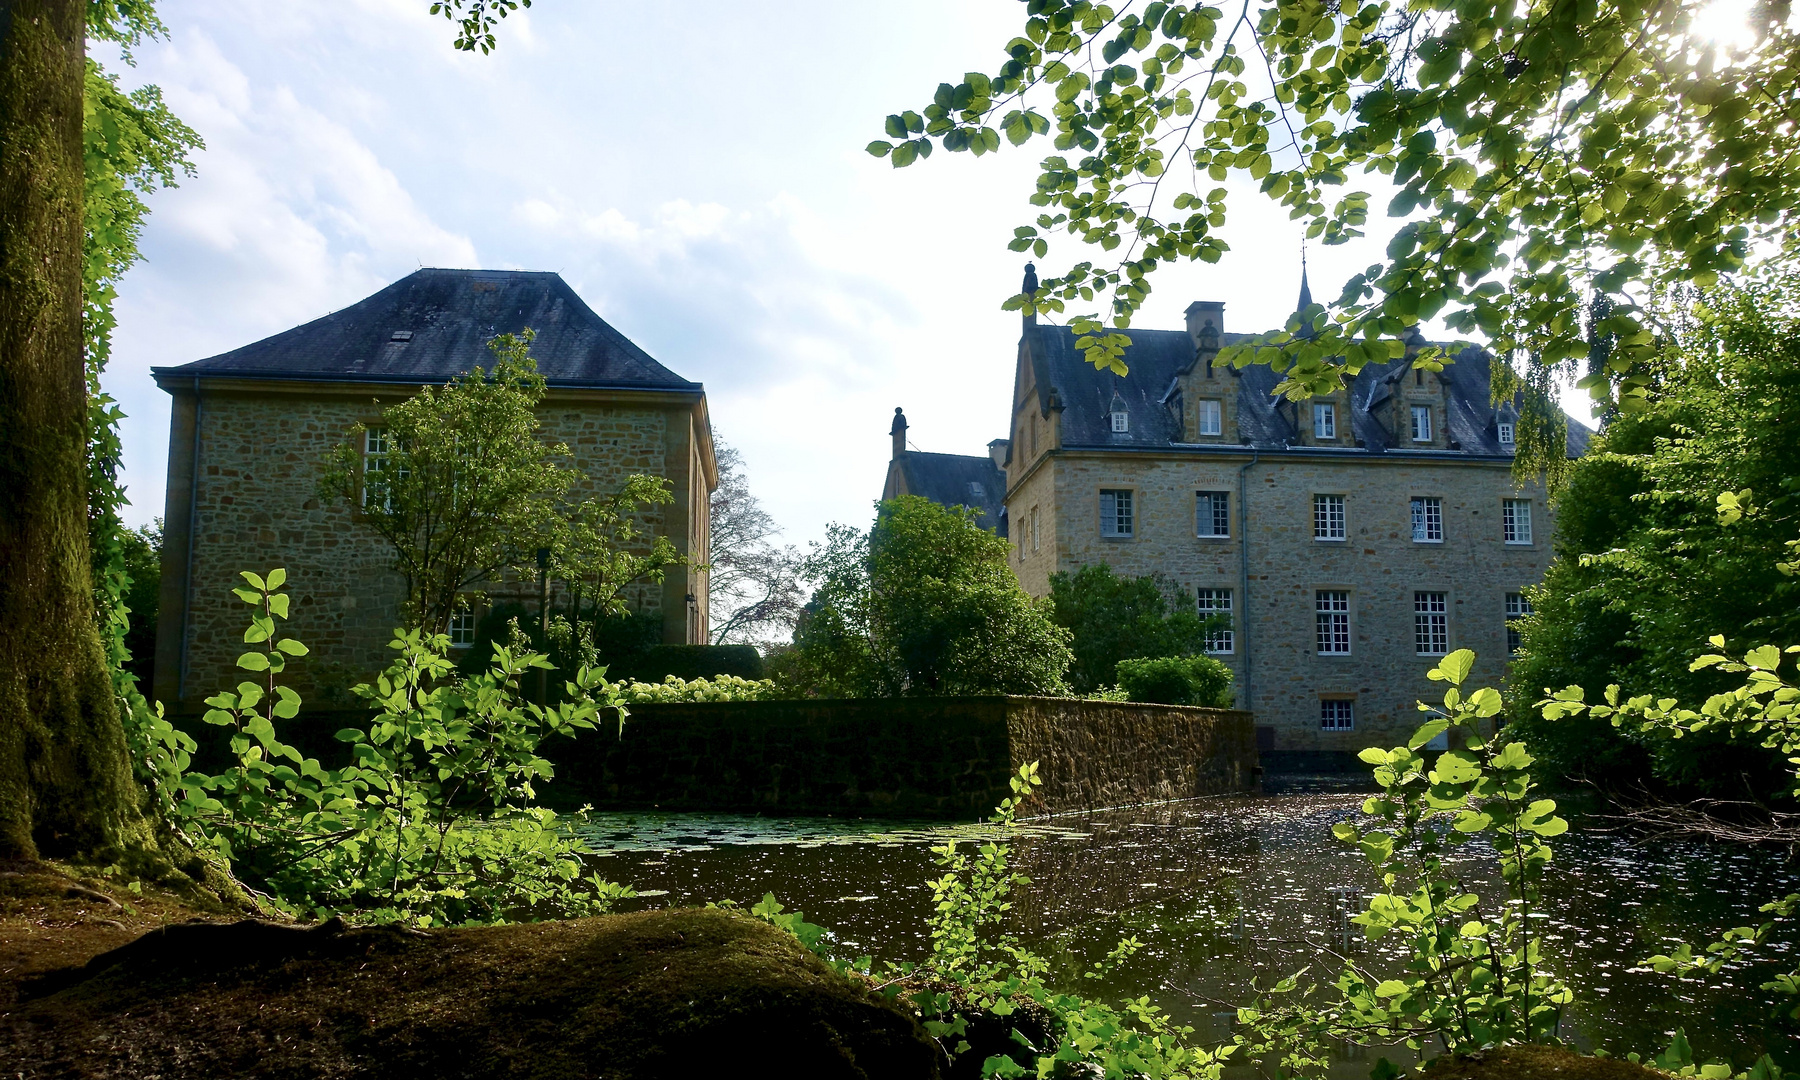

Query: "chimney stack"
<box><xmin>890</xmin><ymin>406</ymin><xmax>908</xmax><ymax>460</ymax></box>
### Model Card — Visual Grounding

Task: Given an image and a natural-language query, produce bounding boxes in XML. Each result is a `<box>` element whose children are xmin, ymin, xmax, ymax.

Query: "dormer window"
<box><xmin>1313</xmin><ymin>403</ymin><xmax>1336</xmax><ymax>439</ymax></box>
<box><xmin>1197</xmin><ymin>399</ymin><xmax>1222</xmax><ymax>436</ymax></box>
<box><xmin>1414</xmin><ymin>367</ymin><xmax>1424</xmax><ymax>386</ymax></box>
<box><xmin>1498</xmin><ymin>420</ymin><xmax>1515</xmax><ymax>445</ymax></box>
<box><xmin>968</xmin><ymin>481</ymin><xmax>986</xmax><ymax>500</ymax></box>
<box><xmin>1111</xmin><ymin>410</ymin><xmax>1129</xmax><ymax>433</ymax></box>
<box><xmin>1411</xmin><ymin>405</ymin><xmax>1432</xmax><ymax>442</ymax></box>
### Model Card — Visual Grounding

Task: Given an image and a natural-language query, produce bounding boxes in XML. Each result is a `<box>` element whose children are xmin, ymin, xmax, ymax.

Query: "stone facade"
<box><xmin>1011</xmin><ymin>447</ymin><xmax>1550</xmax><ymax>755</ymax></box>
<box><xmin>151</xmin><ymin>269</ymin><xmax>715</xmax><ymax>714</ymax></box>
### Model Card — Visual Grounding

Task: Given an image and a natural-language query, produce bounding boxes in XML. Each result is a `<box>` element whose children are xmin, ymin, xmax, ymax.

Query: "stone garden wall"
<box><xmin>538</xmin><ymin>697</ymin><xmax>1258</xmax><ymax>818</ymax></box>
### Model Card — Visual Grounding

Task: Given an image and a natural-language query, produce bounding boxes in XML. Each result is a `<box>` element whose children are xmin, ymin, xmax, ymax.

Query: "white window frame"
<box><xmin>1196</xmin><ymin>491</ymin><xmax>1230</xmax><ymax>538</ymax></box>
<box><xmin>1503</xmin><ymin>499</ymin><xmax>1533</xmax><ymax>545</ymax></box>
<box><xmin>448</xmin><ymin>606</ymin><xmax>477</xmax><ymax>648</ymax></box>
<box><xmin>1316</xmin><ymin>590</ymin><xmax>1351</xmax><ymax>655</ymax></box>
<box><xmin>1111</xmin><ymin>410</ymin><xmax>1130</xmax><ymax>433</ymax></box>
<box><xmin>1197</xmin><ymin>588</ymin><xmax>1234</xmax><ymax>654</ymax></box>
<box><xmin>1320</xmin><ymin>699</ymin><xmax>1355</xmax><ymax>731</ymax></box>
<box><xmin>1411</xmin><ymin>405</ymin><xmax>1433</xmax><ymax>442</ymax></box>
<box><xmin>1410</xmin><ymin>496</ymin><xmax>1443</xmax><ymax>543</ymax></box>
<box><xmin>1100</xmin><ymin>489</ymin><xmax>1134</xmax><ymax>538</ymax></box>
<box><xmin>1414</xmin><ymin>591</ymin><xmax>1449</xmax><ymax>656</ymax></box>
<box><xmin>1313</xmin><ymin>494</ymin><xmax>1346</xmax><ymax>541</ymax></box>
<box><xmin>1498</xmin><ymin>420</ymin><xmax>1516</xmax><ymax>445</ymax></box>
<box><xmin>1197</xmin><ymin>398</ymin><xmax>1223</xmax><ymax>436</ymax></box>
<box><xmin>1313</xmin><ymin>402</ymin><xmax>1337</xmax><ymax>439</ymax></box>
<box><xmin>362</xmin><ymin>426</ymin><xmax>393</xmax><ymax>510</ymax></box>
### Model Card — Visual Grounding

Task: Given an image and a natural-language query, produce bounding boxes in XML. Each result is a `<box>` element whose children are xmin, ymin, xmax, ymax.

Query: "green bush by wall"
<box><xmin>1116</xmin><ymin>656</ymin><xmax>1234</xmax><ymax>708</ymax></box>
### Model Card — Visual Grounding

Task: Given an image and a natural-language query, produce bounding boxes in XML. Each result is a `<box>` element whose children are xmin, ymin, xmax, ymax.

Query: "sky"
<box><xmin>98</xmin><ymin>0</ymin><xmax>1590</xmax><ymax>551</ymax></box>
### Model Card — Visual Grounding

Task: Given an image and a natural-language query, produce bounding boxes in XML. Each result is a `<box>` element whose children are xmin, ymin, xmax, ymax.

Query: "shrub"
<box><xmin>614</xmin><ymin>674</ymin><xmax>776</xmax><ymax>704</ymax></box>
<box><xmin>625</xmin><ymin>643</ymin><xmax>765</xmax><ymax>682</ymax></box>
<box><xmin>1048</xmin><ymin>564</ymin><xmax>1223</xmax><ymax>694</ymax></box>
<box><xmin>1115</xmin><ymin>655</ymin><xmax>1234</xmax><ymax>708</ymax></box>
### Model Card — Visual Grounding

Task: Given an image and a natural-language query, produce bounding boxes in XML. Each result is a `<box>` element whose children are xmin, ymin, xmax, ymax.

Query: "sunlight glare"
<box><xmin>1687</xmin><ymin>0</ymin><xmax>1761</xmax><ymax>50</ymax></box>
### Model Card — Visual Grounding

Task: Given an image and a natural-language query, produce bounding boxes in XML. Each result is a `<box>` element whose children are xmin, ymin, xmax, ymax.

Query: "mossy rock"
<box><xmin>2</xmin><ymin>907</ymin><xmax>943</xmax><ymax>1079</ymax></box>
<box><xmin>1425</xmin><ymin>1045</ymin><xmax>1671</xmax><ymax>1080</ymax></box>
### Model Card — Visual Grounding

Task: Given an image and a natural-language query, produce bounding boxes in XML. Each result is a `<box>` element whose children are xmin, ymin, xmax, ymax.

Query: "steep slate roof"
<box><xmin>891</xmin><ymin>451</ymin><xmax>1009</xmax><ymax>537</ymax></box>
<box><xmin>154</xmin><ymin>268</ymin><xmax>699</xmax><ymax>390</ymax></box>
<box><xmin>1023</xmin><ymin>323</ymin><xmax>1592</xmax><ymax>458</ymax></box>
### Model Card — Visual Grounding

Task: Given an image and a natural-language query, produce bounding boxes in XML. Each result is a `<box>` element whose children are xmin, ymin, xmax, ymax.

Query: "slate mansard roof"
<box><xmin>154</xmin><ymin>268</ymin><xmax>700</xmax><ymax>392</ymax></box>
<box><xmin>891</xmin><ymin>451</ymin><xmax>1008</xmax><ymax>537</ymax></box>
<box><xmin>1021</xmin><ymin>323</ymin><xmax>1592</xmax><ymax>459</ymax></box>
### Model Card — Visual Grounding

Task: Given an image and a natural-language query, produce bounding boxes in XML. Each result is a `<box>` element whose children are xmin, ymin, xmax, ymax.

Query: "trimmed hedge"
<box><xmin>1116</xmin><ymin>655</ymin><xmax>1234</xmax><ymax>708</ymax></box>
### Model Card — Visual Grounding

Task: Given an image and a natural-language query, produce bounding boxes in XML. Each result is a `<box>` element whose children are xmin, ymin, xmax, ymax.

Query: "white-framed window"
<box><xmin>1498</xmin><ymin>420</ymin><xmax>1516</xmax><ymax>445</ymax></box>
<box><xmin>1314</xmin><ymin>402</ymin><xmax>1337</xmax><ymax>439</ymax></box>
<box><xmin>1503</xmin><ymin>499</ymin><xmax>1533</xmax><ymax>544</ymax></box>
<box><xmin>1506</xmin><ymin>591</ymin><xmax>1533</xmax><ymax>653</ymax></box>
<box><xmin>1111</xmin><ymin>409</ymin><xmax>1130</xmax><ymax>433</ymax></box>
<box><xmin>1411</xmin><ymin>405</ymin><xmax>1433</xmax><ymax>442</ymax></box>
<box><xmin>1197</xmin><ymin>399</ymin><xmax>1223</xmax><ymax>436</ymax></box>
<box><xmin>1197</xmin><ymin>588</ymin><xmax>1234</xmax><ymax>654</ymax></box>
<box><xmin>1196</xmin><ymin>491</ymin><xmax>1230</xmax><ymax>538</ymax></box>
<box><xmin>1320</xmin><ymin>699</ymin><xmax>1355</xmax><ymax>731</ymax></box>
<box><xmin>1100</xmin><ymin>489</ymin><xmax>1134</xmax><ymax>537</ymax></box>
<box><xmin>362</xmin><ymin>426</ymin><xmax>393</xmax><ymax>509</ymax></box>
<box><xmin>1410</xmin><ymin>496</ymin><xmax>1443</xmax><ymax>543</ymax></box>
<box><xmin>1313</xmin><ymin>494</ymin><xmax>1346</xmax><ymax>540</ymax></box>
<box><xmin>1316</xmin><ymin>590</ymin><xmax>1351</xmax><ymax>655</ymax></box>
<box><xmin>1414</xmin><ymin>591</ymin><xmax>1449</xmax><ymax>655</ymax></box>
<box><xmin>1030</xmin><ymin>505</ymin><xmax>1040</xmax><ymax>552</ymax></box>
<box><xmin>448</xmin><ymin>606</ymin><xmax>477</xmax><ymax>648</ymax></box>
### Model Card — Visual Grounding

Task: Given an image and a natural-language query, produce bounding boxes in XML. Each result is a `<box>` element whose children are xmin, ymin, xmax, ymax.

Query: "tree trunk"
<box><xmin>0</xmin><ymin>0</ymin><xmax>153</xmax><ymax>862</ymax></box>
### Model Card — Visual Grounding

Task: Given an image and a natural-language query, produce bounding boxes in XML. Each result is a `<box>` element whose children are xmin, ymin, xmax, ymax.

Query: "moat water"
<box><xmin>572</xmin><ymin>776</ymin><xmax>1800</xmax><ymax>1074</ymax></box>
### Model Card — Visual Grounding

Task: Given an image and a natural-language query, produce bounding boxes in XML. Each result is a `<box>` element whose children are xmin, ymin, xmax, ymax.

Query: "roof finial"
<box><xmin>1297</xmin><ymin>242</ymin><xmax>1314</xmax><ymax>313</ymax></box>
<box><xmin>1022</xmin><ymin>263</ymin><xmax>1040</xmax><ymax>329</ymax></box>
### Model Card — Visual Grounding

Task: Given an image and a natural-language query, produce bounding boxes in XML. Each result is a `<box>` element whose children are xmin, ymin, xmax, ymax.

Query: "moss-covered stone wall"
<box><xmin>540</xmin><ymin>697</ymin><xmax>1257</xmax><ymax>818</ymax></box>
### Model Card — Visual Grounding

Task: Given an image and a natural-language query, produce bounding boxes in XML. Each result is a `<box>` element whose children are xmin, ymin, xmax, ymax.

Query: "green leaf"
<box><xmin>1429</xmin><ymin>650</ymin><xmax>1475</xmax><ymax>686</ymax></box>
<box><xmin>265</xmin><ymin>567</ymin><xmax>286</xmax><ymax>589</ymax></box>
<box><xmin>237</xmin><ymin>651</ymin><xmax>271</xmax><ymax>672</ymax></box>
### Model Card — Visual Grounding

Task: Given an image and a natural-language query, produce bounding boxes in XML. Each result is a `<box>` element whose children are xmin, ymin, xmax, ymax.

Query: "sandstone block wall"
<box><xmin>154</xmin><ymin>383</ymin><xmax>708</xmax><ymax>713</ymax></box>
<box><xmin>538</xmin><ymin>697</ymin><xmax>1258</xmax><ymax>818</ymax></box>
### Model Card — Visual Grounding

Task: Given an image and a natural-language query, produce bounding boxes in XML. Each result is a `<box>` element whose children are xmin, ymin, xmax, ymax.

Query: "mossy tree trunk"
<box><xmin>0</xmin><ymin>0</ymin><xmax>154</xmax><ymax>862</ymax></box>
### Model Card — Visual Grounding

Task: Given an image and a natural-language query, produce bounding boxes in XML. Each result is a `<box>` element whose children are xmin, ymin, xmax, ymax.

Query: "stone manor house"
<box><xmin>151</xmin><ymin>268</ymin><xmax>716</xmax><ymax>713</ymax></box>
<box><xmin>889</xmin><ymin>269</ymin><xmax>1591</xmax><ymax>762</ymax></box>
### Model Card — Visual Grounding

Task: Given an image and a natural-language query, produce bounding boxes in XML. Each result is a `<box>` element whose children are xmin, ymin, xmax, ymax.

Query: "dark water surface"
<box><xmin>574</xmin><ymin>777</ymin><xmax>1800</xmax><ymax>1072</ymax></box>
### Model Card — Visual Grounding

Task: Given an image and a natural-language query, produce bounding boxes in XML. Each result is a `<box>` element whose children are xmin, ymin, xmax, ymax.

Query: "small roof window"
<box><xmin>389</xmin><ymin>330</ymin><xmax>414</xmax><ymax>342</ymax></box>
<box><xmin>969</xmin><ymin>481</ymin><xmax>986</xmax><ymax>499</ymax></box>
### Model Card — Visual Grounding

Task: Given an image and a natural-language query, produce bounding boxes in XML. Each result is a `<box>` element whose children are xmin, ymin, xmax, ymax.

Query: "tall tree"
<box><xmin>706</xmin><ymin>438</ymin><xmax>803</xmax><ymax>649</ymax></box>
<box><xmin>0</xmin><ymin>0</ymin><xmax>516</xmax><ymax>865</ymax></box>
<box><xmin>783</xmin><ymin>498</ymin><xmax>1074</xmax><ymax>697</ymax></box>
<box><xmin>872</xmin><ymin>0</ymin><xmax>1800</xmax><ymax>472</ymax></box>
<box><xmin>0</xmin><ymin>0</ymin><xmax>154</xmax><ymax>862</ymax></box>
<box><xmin>1048</xmin><ymin>563</ymin><xmax>1220</xmax><ymax>694</ymax></box>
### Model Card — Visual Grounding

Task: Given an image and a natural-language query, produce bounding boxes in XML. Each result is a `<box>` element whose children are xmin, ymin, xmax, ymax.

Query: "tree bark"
<box><xmin>0</xmin><ymin>0</ymin><xmax>153</xmax><ymax>861</ymax></box>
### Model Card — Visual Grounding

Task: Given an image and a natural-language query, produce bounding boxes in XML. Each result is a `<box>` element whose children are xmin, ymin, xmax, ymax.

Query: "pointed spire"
<box><xmin>1297</xmin><ymin>244</ymin><xmax>1314</xmax><ymax>312</ymax></box>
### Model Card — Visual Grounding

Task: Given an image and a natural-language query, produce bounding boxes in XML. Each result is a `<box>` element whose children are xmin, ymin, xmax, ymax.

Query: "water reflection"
<box><xmin>574</xmin><ymin>778</ymin><xmax>1800</xmax><ymax>1071</ymax></box>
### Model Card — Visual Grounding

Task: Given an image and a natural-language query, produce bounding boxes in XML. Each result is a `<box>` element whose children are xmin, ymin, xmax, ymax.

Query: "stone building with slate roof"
<box><xmin>150</xmin><ymin>268</ymin><xmax>716</xmax><ymax>713</ymax></box>
<box><xmin>997</xmin><ymin>266</ymin><xmax>1591</xmax><ymax>763</ymax></box>
<box><xmin>880</xmin><ymin>407</ymin><xmax>1009</xmax><ymax>536</ymax></box>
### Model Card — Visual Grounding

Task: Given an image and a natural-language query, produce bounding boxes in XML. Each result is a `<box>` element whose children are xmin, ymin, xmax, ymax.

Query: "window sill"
<box><xmin>1099</xmin><ymin>534</ymin><xmax>1135</xmax><ymax>541</ymax></box>
<box><xmin>1195</xmin><ymin>534</ymin><xmax>1232</xmax><ymax>541</ymax></box>
<box><xmin>1503</xmin><ymin>541</ymin><xmax>1535</xmax><ymax>547</ymax></box>
<box><xmin>1314</xmin><ymin>537</ymin><xmax>1348</xmax><ymax>543</ymax></box>
<box><xmin>1412</xmin><ymin>538</ymin><xmax>1444</xmax><ymax>545</ymax></box>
